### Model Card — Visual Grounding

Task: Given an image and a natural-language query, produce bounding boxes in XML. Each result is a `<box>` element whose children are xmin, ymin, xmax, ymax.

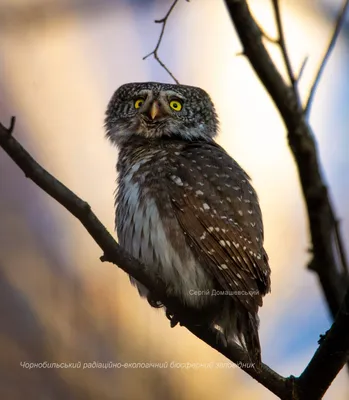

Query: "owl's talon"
<box><xmin>147</xmin><ymin>295</ymin><xmax>163</xmax><ymax>309</ymax></box>
<box><xmin>166</xmin><ymin>309</ymin><xmax>179</xmax><ymax>328</ymax></box>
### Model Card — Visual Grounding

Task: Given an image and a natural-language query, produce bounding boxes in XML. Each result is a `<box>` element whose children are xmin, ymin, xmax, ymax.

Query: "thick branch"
<box><xmin>223</xmin><ymin>0</ymin><xmax>348</xmax><ymax>320</ymax></box>
<box><xmin>1</xmin><ymin>122</ymin><xmax>349</xmax><ymax>398</ymax></box>
<box><xmin>223</xmin><ymin>0</ymin><xmax>349</xmax><ymax>392</ymax></box>
<box><xmin>298</xmin><ymin>285</ymin><xmax>349</xmax><ymax>399</ymax></box>
<box><xmin>0</xmin><ymin>121</ymin><xmax>294</xmax><ymax>399</ymax></box>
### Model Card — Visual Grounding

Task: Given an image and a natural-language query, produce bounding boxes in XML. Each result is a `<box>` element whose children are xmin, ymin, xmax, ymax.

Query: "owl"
<box><xmin>105</xmin><ymin>82</ymin><xmax>271</xmax><ymax>365</ymax></box>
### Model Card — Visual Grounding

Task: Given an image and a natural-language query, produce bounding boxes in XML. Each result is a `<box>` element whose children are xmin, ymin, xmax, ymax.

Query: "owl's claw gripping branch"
<box><xmin>147</xmin><ymin>295</ymin><xmax>164</xmax><ymax>309</ymax></box>
<box><xmin>165</xmin><ymin>309</ymin><xmax>179</xmax><ymax>328</ymax></box>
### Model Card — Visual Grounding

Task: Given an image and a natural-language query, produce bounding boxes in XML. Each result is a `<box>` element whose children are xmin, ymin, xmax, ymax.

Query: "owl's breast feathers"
<box><xmin>116</xmin><ymin>137</ymin><xmax>271</xmax><ymax>313</ymax></box>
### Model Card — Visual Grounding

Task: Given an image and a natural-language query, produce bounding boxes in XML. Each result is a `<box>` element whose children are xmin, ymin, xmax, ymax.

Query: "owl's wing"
<box><xmin>165</xmin><ymin>141</ymin><xmax>271</xmax><ymax>313</ymax></box>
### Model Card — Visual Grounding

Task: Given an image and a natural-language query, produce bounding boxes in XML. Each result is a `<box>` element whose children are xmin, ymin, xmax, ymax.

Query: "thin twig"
<box><xmin>305</xmin><ymin>0</ymin><xmax>349</xmax><ymax>117</ymax></box>
<box><xmin>255</xmin><ymin>19</ymin><xmax>278</xmax><ymax>44</ymax></box>
<box><xmin>296</xmin><ymin>56</ymin><xmax>308</xmax><ymax>83</ymax></box>
<box><xmin>143</xmin><ymin>0</ymin><xmax>184</xmax><ymax>84</ymax></box>
<box><xmin>271</xmin><ymin>0</ymin><xmax>302</xmax><ymax>105</ymax></box>
<box><xmin>330</xmin><ymin>207</ymin><xmax>349</xmax><ymax>278</ymax></box>
<box><xmin>7</xmin><ymin>116</ymin><xmax>16</xmax><ymax>134</ymax></box>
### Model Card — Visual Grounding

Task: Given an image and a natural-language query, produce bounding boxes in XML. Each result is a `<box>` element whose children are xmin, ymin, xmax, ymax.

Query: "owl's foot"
<box><xmin>165</xmin><ymin>309</ymin><xmax>180</xmax><ymax>328</ymax></box>
<box><xmin>147</xmin><ymin>294</ymin><xmax>164</xmax><ymax>309</ymax></box>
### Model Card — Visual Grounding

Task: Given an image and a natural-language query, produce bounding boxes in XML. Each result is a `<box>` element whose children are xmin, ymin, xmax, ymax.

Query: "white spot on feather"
<box><xmin>171</xmin><ymin>175</ymin><xmax>183</xmax><ymax>186</ymax></box>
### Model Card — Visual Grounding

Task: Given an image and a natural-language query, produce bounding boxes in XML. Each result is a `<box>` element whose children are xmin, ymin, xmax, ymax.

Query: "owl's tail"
<box><xmin>241</xmin><ymin>311</ymin><xmax>262</xmax><ymax>369</ymax></box>
<box><xmin>216</xmin><ymin>301</ymin><xmax>262</xmax><ymax>370</ymax></box>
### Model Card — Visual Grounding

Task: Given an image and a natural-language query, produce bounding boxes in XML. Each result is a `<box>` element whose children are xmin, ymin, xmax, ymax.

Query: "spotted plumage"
<box><xmin>105</xmin><ymin>82</ymin><xmax>271</xmax><ymax>366</ymax></box>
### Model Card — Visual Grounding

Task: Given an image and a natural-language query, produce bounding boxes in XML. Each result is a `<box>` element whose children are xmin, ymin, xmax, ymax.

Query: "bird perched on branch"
<box><xmin>105</xmin><ymin>82</ymin><xmax>271</xmax><ymax>366</ymax></box>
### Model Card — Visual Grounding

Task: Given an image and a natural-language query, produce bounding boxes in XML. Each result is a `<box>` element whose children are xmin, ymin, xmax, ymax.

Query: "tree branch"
<box><xmin>143</xmin><ymin>0</ymin><xmax>185</xmax><ymax>84</ymax></box>
<box><xmin>271</xmin><ymin>0</ymin><xmax>301</xmax><ymax>103</ymax></box>
<box><xmin>0</xmin><ymin>120</ymin><xmax>294</xmax><ymax>399</ymax></box>
<box><xmin>305</xmin><ymin>0</ymin><xmax>349</xmax><ymax>117</ymax></box>
<box><xmin>223</xmin><ymin>0</ymin><xmax>348</xmax><ymax>321</ymax></box>
<box><xmin>298</xmin><ymin>284</ymin><xmax>349</xmax><ymax>399</ymax></box>
<box><xmin>1</xmin><ymin>114</ymin><xmax>349</xmax><ymax>398</ymax></box>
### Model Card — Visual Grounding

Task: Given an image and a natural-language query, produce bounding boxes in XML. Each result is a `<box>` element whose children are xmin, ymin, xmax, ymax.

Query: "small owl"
<box><xmin>105</xmin><ymin>82</ymin><xmax>271</xmax><ymax>365</ymax></box>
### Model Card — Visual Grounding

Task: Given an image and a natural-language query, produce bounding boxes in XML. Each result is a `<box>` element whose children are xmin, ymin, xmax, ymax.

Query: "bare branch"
<box><xmin>271</xmin><ymin>0</ymin><xmax>301</xmax><ymax>103</ymax></box>
<box><xmin>271</xmin><ymin>0</ymin><xmax>349</xmax><ymax>289</ymax></box>
<box><xmin>330</xmin><ymin>208</ymin><xmax>349</xmax><ymax>279</ymax></box>
<box><xmin>298</xmin><ymin>285</ymin><xmax>349</xmax><ymax>399</ymax></box>
<box><xmin>0</xmin><ymin>119</ymin><xmax>294</xmax><ymax>399</ymax></box>
<box><xmin>224</xmin><ymin>0</ymin><xmax>349</xmax><ymax>375</ymax></box>
<box><xmin>305</xmin><ymin>0</ymin><xmax>349</xmax><ymax>117</ymax></box>
<box><xmin>7</xmin><ymin>116</ymin><xmax>16</xmax><ymax>134</ymax></box>
<box><xmin>143</xmin><ymin>0</ymin><xmax>185</xmax><ymax>84</ymax></box>
<box><xmin>255</xmin><ymin>19</ymin><xmax>278</xmax><ymax>44</ymax></box>
<box><xmin>1</xmin><ymin>113</ymin><xmax>349</xmax><ymax>398</ymax></box>
<box><xmin>296</xmin><ymin>56</ymin><xmax>308</xmax><ymax>83</ymax></box>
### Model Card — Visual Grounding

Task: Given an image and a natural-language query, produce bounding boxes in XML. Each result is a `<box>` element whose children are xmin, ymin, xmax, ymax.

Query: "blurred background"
<box><xmin>0</xmin><ymin>0</ymin><xmax>348</xmax><ymax>398</ymax></box>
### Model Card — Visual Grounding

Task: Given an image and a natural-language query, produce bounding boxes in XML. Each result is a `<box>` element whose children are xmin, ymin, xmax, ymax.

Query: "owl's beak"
<box><xmin>149</xmin><ymin>100</ymin><xmax>160</xmax><ymax>120</ymax></box>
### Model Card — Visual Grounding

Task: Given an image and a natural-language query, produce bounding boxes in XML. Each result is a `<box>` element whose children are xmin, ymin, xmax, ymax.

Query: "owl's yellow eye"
<box><xmin>169</xmin><ymin>100</ymin><xmax>182</xmax><ymax>111</ymax></box>
<box><xmin>134</xmin><ymin>98</ymin><xmax>145</xmax><ymax>109</ymax></box>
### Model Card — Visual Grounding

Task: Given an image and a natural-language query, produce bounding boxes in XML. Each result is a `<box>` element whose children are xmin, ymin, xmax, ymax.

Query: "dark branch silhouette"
<box><xmin>296</xmin><ymin>56</ymin><xmax>309</xmax><ymax>83</ymax></box>
<box><xmin>223</xmin><ymin>0</ymin><xmax>349</xmax><ymax>325</ymax></box>
<box><xmin>305</xmin><ymin>0</ymin><xmax>349</xmax><ymax>116</ymax></box>
<box><xmin>298</xmin><ymin>286</ymin><xmax>349</xmax><ymax>399</ymax></box>
<box><xmin>143</xmin><ymin>0</ymin><xmax>185</xmax><ymax>84</ymax></box>
<box><xmin>1</xmin><ymin>116</ymin><xmax>349</xmax><ymax>399</ymax></box>
<box><xmin>0</xmin><ymin>119</ymin><xmax>292</xmax><ymax>399</ymax></box>
<box><xmin>271</xmin><ymin>0</ymin><xmax>301</xmax><ymax>102</ymax></box>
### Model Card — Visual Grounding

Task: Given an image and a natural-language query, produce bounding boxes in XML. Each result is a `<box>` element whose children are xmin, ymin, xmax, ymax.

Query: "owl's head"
<box><xmin>105</xmin><ymin>82</ymin><xmax>218</xmax><ymax>145</ymax></box>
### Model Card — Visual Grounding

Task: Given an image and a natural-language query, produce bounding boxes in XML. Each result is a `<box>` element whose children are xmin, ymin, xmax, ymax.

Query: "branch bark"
<box><xmin>223</xmin><ymin>0</ymin><xmax>348</xmax><ymax>324</ymax></box>
<box><xmin>0</xmin><ymin>115</ymin><xmax>348</xmax><ymax>398</ymax></box>
<box><xmin>298</xmin><ymin>286</ymin><xmax>349</xmax><ymax>399</ymax></box>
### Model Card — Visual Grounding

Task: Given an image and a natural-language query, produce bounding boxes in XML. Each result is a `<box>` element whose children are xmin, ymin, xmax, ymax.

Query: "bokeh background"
<box><xmin>0</xmin><ymin>0</ymin><xmax>349</xmax><ymax>399</ymax></box>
